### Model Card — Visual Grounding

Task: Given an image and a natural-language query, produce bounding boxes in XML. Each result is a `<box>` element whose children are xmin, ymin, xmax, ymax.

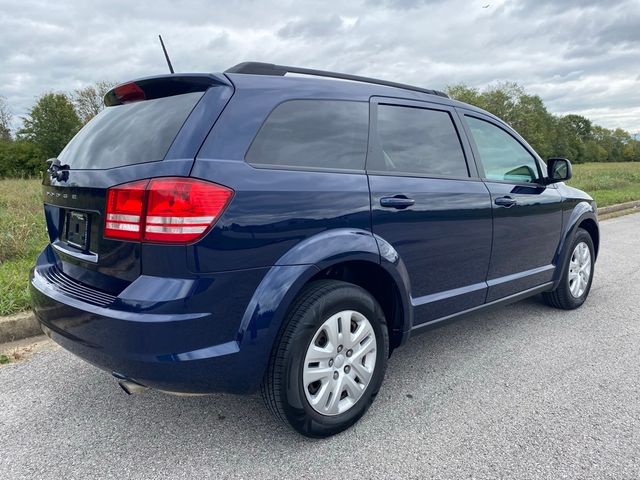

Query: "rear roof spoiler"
<box><xmin>225</xmin><ymin>61</ymin><xmax>449</xmax><ymax>98</ymax></box>
<box><xmin>104</xmin><ymin>74</ymin><xmax>231</xmax><ymax>106</ymax></box>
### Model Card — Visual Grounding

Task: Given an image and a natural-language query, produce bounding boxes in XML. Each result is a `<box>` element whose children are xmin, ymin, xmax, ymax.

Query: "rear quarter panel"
<box><xmin>189</xmin><ymin>74</ymin><xmax>378</xmax><ymax>273</ymax></box>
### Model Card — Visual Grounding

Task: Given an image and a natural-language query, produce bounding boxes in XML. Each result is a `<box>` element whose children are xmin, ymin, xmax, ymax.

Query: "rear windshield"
<box><xmin>58</xmin><ymin>92</ymin><xmax>203</xmax><ymax>169</ymax></box>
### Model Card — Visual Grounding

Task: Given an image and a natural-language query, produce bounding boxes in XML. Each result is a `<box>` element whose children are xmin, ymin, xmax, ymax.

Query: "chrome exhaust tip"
<box><xmin>118</xmin><ymin>379</ymin><xmax>148</xmax><ymax>395</ymax></box>
<box><xmin>113</xmin><ymin>373</ymin><xmax>148</xmax><ymax>395</ymax></box>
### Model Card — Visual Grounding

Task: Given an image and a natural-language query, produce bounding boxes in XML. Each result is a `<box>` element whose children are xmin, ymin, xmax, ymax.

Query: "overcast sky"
<box><xmin>1</xmin><ymin>0</ymin><xmax>639</xmax><ymax>133</ymax></box>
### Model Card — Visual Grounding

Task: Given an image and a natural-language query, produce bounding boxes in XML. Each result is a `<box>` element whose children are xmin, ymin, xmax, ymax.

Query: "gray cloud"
<box><xmin>366</xmin><ymin>0</ymin><xmax>444</xmax><ymax>10</ymax></box>
<box><xmin>0</xmin><ymin>0</ymin><xmax>638</xmax><ymax>134</ymax></box>
<box><xmin>278</xmin><ymin>15</ymin><xmax>345</xmax><ymax>39</ymax></box>
<box><xmin>509</xmin><ymin>0</ymin><xmax>604</xmax><ymax>14</ymax></box>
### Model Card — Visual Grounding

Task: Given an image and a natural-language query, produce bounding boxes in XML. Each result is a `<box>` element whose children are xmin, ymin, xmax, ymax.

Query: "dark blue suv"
<box><xmin>31</xmin><ymin>62</ymin><xmax>599</xmax><ymax>437</ymax></box>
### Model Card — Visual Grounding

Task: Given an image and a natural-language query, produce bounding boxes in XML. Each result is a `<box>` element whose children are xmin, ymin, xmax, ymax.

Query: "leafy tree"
<box><xmin>0</xmin><ymin>96</ymin><xmax>12</xmax><ymax>141</ymax></box>
<box><xmin>584</xmin><ymin>140</ymin><xmax>608</xmax><ymax>163</ymax></box>
<box><xmin>445</xmin><ymin>84</ymin><xmax>482</xmax><ymax>106</ymax></box>
<box><xmin>18</xmin><ymin>93</ymin><xmax>81</xmax><ymax>160</ymax></box>
<box><xmin>480</xmin><ymin>82</ymin><xmax>521</xmax><ymax>123</ymax></box>
<box><xmin>0</xmin><ymin>140</ymin><xmax>44</xmax><ymax>177</ymax></box>
<box><xmin>73</xmin><ymin>80</ymin><xmax>116</xmax><ymax>124</ymax></box>
<box><xmin>622</xmin><ymin>141</ymin><xmax>639</xmax><ymax>162</ymax></box>
<box><xmin>562</xmin><ymin>114</ymin><xmax>592</xmax><ymax>141</ymax></box>
<box><xmin>554</xmin><ymin>116</ymin><xmax>583</xmax><ymax>163</ymax></box>
<box><xmin>510</xmin><ymin>91</ymin><xmax>555</xmax><ymax>159</ymax></box>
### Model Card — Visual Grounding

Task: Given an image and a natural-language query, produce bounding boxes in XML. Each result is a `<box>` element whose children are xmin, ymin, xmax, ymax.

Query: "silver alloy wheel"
<box><xmin>302</xmin><ymin>310</ymin><xmax>377</xmax><ymax>416</ymax></box>
<box><xmin>568</xmin><ymin>241</ymin><xmax>591</xmax><ymax>298</ymax></box>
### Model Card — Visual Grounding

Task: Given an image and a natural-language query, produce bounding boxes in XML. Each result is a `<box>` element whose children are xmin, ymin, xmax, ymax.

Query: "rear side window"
<box><xmin>58</xmin><ymin>92</ymin><xmax>203</xmax><ymax>169</ymax></box>
<box><xmin>374</xmin><ymin>104</ymin><xmax>469</xmax><ymax>177</ymax></box>
<box><xmin>246</xmin><ymin>100</ymin><xmax>368</xmax><ymax>171</ymax></box>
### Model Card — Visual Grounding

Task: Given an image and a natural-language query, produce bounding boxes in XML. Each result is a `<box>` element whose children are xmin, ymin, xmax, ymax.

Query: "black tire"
<box><xmin>543</xmin><ymin>228</ymin><xmax>595</xmax><ymax>310</ymax></box>
<box><xmin>261</xmin><ymin>280</ymin><xmax>389</xmax><ymax>438</ymax></box>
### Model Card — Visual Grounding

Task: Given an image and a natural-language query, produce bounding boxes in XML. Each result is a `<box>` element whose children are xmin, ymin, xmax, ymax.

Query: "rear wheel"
<box><xmin>543</xmin><ymin>228</ymin><xmax>594</xmax><ymax>310</ymax></box>
<box><xmin>261</xmin><ymin>280</ymin><xmax>388</xmax><ymax>437</ymax></box>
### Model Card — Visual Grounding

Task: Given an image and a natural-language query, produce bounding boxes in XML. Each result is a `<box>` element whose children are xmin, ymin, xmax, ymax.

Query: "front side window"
<box><xmin>466</xmin><ymin>116</ymin><xmax>540</xmax><ymax>183</ymax></box>
<box><xmin>246</xmin><ymin>100</ymin><xmax>368</xmax><ymax>171</ymax></box>
<box><xmin>373</xmin><ymin>104</ymin><xmax>469</xmax><ymax>177</ymax></box>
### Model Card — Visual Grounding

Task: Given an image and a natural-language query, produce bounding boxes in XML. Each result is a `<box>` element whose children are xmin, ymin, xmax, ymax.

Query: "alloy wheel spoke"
<box><xmin>310</xmin><ymin>381</ymin><xmax>333</xmax><ymax>410</ymax></box>
<box><xmin>325</xmin><ymin>376</ymin><xmax>344</xmax><ymax>414</ymax></box>
<box><xmin>323</xmin><ymin>314</ymin><xmax>343</xmax><ymax>352</ymax></box>
<box><xmin>580</xmin><ymin>244</ymin><xmax>590</xmax><ymax>263</ymax></box>
<box><xmin>306</xmin><ymin>345</ymin><xmax>334</xmax><ymax>363</ymax></box>
<box><xmin>303</xmin><ymin>367</ymin><xmax>334</xmax><ymax>385</ymax></box>
<box><xmin>350</xmin><ymin>360</ymin><xmax>373</xmax><ymax>385</ymax></box>
<box><xmin>574</xmin><ymin>278</ymin><xmax>581</xmax><ymax>296</ymax></box>
<box><xmin>349</xmin><ymin>319</ymin><xmax>373</xmax><ymax>350</ymax></box>
<box><xmin>351</xmin><ymin>335</ymin><xmax>375</xmax><ymax>362</ymax></box>
<box><xmin>343</xmin><ymin>373</ymin><xmax>363</xmax><ymax>397</ymax></box>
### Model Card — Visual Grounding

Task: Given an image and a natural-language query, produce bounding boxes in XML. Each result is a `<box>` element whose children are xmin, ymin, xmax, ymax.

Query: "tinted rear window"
<box><xmin>246</xmin><ymin>100</ymin><xmax>369</xmax><ymax>171</ymax></box>
<box><xmin>373</xmin><ymin>104</ymin><xmax>469</xmax><ymax>177</ymax></box>
<box><xmin>58</xmin><ymin>92</ymin><xmax>203</xmax><ymax>169</ymax></box>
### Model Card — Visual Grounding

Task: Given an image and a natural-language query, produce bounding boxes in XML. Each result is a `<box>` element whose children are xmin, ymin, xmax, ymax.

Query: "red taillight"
<box><xmin>104</xmin><ymin>180</ymin><xmax>148</xmax><ymax>241</ymax></box>
<box><xmin>113</xmin><ymin>82</ymin><xmax>146</xmax><ymax>104</ymax></box>
<box><xmin>144</xmin><ymin>178</ymin><xmax>233</xmax><ymax>242</ymax></box>
<box><xmin>104</xmin><ymin>178</ymin><xmax>233</xmax><ymax>244</ymax></box>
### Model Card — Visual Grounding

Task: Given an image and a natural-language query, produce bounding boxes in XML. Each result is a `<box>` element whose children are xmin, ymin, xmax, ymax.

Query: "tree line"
<box><xmin>0</xmin><ymin>80</ymin><xmax>638</xmax><ymax>178</ymax></box>
<box><xmin>446</xmin><ymin>83</ymin><xmax>640</xmax><ymax>163</ymax></box>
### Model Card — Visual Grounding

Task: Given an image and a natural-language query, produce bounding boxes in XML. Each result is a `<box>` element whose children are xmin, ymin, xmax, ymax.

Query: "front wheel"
<box><xmin>543</xmin><ymin>228</ymin><xmax>595</xmax><ymax>310</ymax></box>
<box><xmin>261</xmin><ymin>280</ymin><xmax>389</xmax><ymax>437</ymax></box>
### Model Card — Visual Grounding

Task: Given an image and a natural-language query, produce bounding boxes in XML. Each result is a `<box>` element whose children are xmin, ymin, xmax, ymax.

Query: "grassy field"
<box><xmin>0</xmin><ymin>162</ymin><xmax>639</xmax><ymax>316</ymax></box>
<box><xmin>0</xmin><ymin>179</ymin><xmax>48</xmax><ymax>316</ymax></box>
<box><xmin>569</xmin><ymin>162</ymin><xmax>640</xmax><ymax>207</ymax></box>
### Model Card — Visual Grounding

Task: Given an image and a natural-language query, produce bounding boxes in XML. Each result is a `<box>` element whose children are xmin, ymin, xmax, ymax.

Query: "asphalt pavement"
<box><xmin>1</xmin><ymin>213</ymin><xmax>639</xmax><ymax>479</ymax></box>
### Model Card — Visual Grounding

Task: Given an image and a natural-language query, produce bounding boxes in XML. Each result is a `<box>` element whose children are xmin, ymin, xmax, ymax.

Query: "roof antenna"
<box><xmin>158</xmin><ymin>35</ymin><xmax>175</xmax><ymax>74</ymax></box>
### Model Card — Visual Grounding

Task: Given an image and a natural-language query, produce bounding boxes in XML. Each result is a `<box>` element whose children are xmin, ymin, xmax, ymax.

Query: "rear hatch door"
<box><xmin>42</xmin><ymin>74</ymin><xmax>233</xmax><ymax>294</ymax></box>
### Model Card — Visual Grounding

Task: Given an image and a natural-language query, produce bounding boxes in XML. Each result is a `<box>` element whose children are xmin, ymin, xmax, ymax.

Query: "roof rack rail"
<box><xmin>225</xmin><ymin>62</ymin><xmax>449</xmax><ymax>98</ymax></box>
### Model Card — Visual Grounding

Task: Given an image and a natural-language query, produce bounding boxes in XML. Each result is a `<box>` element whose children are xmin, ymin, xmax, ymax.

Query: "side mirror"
<box><xmin>546</xmin><ymin>158</ymin><xmax>572</xmax><ymax>184</ymax></box>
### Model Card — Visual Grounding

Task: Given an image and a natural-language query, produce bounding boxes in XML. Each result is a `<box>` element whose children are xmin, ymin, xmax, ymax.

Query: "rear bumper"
<box><xmin>30</xmin><ymin>247</ymin><xmax>270</xmax><ymax>394</ymax></box>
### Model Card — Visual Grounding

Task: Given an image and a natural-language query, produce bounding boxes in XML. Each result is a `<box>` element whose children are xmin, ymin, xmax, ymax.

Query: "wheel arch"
<box><xmin>578</xmin><ymin>217</ymin><xmax>599</xmax><ymax>259</ymax></box>
<box><xmin>275</xmin><ymin>230</ymin><xmax>413</xmax><ymax>347</ymax></box>
<box><xmin>308</xmin><ymin>259</ymin><xmax>410</xmax><ymax>352</ymax></box>
<box><xmin>552</xmin><ymin>201</ymin><xmax>599</xmax><ymax>288</ymax></box>
<box><xmin>237</xmin><ymin>229</ymin><xmax>414</xmax><ymax>392</ymax></box>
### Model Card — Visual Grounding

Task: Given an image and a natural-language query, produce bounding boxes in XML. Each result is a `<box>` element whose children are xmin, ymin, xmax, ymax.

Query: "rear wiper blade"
<box><xmin>46</xmin><ymin>158</ymin><xmax>70</xmax><ymax>181</ymax></box>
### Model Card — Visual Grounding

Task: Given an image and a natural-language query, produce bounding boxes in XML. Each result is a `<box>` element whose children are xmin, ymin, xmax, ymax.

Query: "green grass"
<box><xmin>569</xmin><ymin>162</ymin><xmax>640</xmax><ymax>207</ymax></box>
<box><xmin>0</xmin><ymin>179</ymin><xmax>47</xmax><ymax>316</ymax></box>
<box><xmin>0</xmin><ymin>162</ymin><xmax>639</xmax><ymax>316</ymax></box>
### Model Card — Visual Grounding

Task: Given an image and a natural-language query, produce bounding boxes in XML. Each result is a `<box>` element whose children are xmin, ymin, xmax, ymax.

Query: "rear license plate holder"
<box><xmin>66</xmin><ymin>211</ymin><xmax>90</xmax><ymax>250</ymax></box>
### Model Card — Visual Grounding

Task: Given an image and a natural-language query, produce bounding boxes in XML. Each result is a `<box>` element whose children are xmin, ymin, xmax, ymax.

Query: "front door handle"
<box><xmin>494</xmin><ymin>196</ymin><xmax>517</xmax><ymax>208</ymax></box>
<box><xmin>380</xmin><ymin>195</ymin><xmax>415</xmax><ymax>209</ymax></box>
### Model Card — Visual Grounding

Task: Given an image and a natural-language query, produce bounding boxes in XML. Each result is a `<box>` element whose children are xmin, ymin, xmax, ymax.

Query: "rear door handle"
<box><xmin>380</xmin><ymin>195</ymin><xmax>415</xmax><ymax>209</ymax></box>
<box><xmin>494</xmin><ymin>196</ymin><xmax>517</xmax><ymax>208</ymax></box>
